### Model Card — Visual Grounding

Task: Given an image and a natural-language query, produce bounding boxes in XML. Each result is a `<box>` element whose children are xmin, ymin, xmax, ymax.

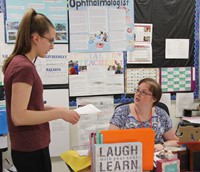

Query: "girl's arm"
<box><xmin>11</xmin><ymin>82</ymin><xmax>80</xmax><ymax>126</ymax></box>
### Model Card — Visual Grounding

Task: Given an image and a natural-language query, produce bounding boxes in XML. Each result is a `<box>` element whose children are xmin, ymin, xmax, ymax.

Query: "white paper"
<box><xmin>127</xmin><ymin>43</ymin><xmax>152</xmax><ymax>64</ymax></box>
<box><xmin>0</xmin><ymin>43</ymin><xmax>15</xmax><ymax>85</ymax></box>
<box><xmin>160</xmin><ymin>93</ymin><xmax>171</xmax><ymax>113</ymax></box>
<box><xmin>181</xmin><ymin>116</ymin><xmax>200</xmax><ymax>124</ymax></box>
<box><xmin>0</xmin><ymin>13</ymin><xmax>5</xmax><ymax>43</ymax></box>
<box><xmin>0</xmin><ymin>135</ymin><xmax>8</xmax><ymax>149</ymax></box>
<box><xmin>35</xmin><ymin>44</ymin><xmax>68</xmax><ymax>85</ymax></box>
<box><xmin>165</xmin><ymin>39</ymin><xmax>189</xmax><ymax>59</ymax></box>
<box><xmin>127</xmin><ymin>23</ymin><xmax>153</xmax><ymax>64</ymax></box>
<box><xmin>74</xmin><ymin>104</ymin><xmax>101</xmax><ymax>115</ymax></box>
<box><xmin>176</xmin><ymin>92</ymin><xmax>194</xmax><ymax>117</ymax></box>
<box><xmin>0</xmin><ymin>43</ymin><xmax>14</xmax><ymax>66</ymax></box>
<box><xmin>75</xmin><ymin>96</ymin><xmax>114</xmax><ymax>147</ymax></box>
<box><xmin>134</xmin><ymin>23</ymin><xmax>153</xmax><ymax>43</ymax></box>
<box><xmin>77</xmin><ymin>149</ymin><xmax>89</xmax><ymax>156</ymax></box>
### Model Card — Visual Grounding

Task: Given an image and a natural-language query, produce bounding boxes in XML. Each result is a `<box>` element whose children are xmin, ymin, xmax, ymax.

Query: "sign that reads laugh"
<box><xmin>94</xmin><ymin>142</ymin><xmax>142</xmax><ymax>172</ymax></box>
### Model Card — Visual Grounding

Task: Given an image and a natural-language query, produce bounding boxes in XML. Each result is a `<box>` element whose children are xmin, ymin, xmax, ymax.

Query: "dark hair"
<box><xmin>2</xmin><ymin>8</ymin><xmax>54</xmax><ymax>74</ymax></box>
<box><xmin>138</xmin><ymin>78</ymin><xmax>162</xmax><ymax>106</ymax></box>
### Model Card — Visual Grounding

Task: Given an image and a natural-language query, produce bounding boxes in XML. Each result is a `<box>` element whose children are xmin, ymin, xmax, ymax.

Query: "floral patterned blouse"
<box><xmin>109</xmin><ymin>104</ymin><xmax>173</xmax><ymax>144</ymax></box>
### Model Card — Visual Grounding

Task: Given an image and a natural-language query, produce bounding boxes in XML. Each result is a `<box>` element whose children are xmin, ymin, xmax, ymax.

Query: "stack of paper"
<box><xmin>182</xmin><ymin>116</ymin><xmax>200</xmax><ymax>124</ymax></box>
<box><xmin>74</xmin><ymin>104</ymin><xmax>102</xmax><ymax>115</ymax></box>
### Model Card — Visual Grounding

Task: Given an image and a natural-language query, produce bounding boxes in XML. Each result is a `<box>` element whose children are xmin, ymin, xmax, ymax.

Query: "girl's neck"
<box><xmin>25</xmin><ymin>51</ymin><xmax>37</xmax><ymax>62</ymax></box>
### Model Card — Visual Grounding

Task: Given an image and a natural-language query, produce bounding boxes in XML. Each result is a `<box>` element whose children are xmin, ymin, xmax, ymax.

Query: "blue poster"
<box><xmin>5</xmin><ymin>0</ymin><xmax>68</xmax><ymax>43</ymax></box>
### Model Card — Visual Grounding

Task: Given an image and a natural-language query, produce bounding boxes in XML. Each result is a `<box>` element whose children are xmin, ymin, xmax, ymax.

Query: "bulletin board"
<box><xmin>129</xmin><ymin>0</ymin><xmax>199</xmax><ymax>99</ymax></box>
<box><xmin>69</xmin><ymin>0</ymin><xmax>199</xmax><ymax>105</ymax></box>
<box><xmin>1</xmin><ymin>0</ymin><xmax>199</xmax><ymax>104</ymax></box>
<box><xmin>133</xmin><ymin>0</ymin><xmax>195</xmax><ymax>67</ymax></box>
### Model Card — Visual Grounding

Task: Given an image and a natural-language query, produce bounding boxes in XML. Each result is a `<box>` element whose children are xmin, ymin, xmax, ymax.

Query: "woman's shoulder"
<box><xmin>115</xmin><ymin>103</ymin><xmax>131</xmax><ymax>115</ymax></box>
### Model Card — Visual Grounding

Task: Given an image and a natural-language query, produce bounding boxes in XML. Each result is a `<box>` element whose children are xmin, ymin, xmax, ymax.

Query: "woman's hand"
<box><xmin>154</xmin><ymin>143</ymin><xmax>164</xmax><ymax>152</ymax></box>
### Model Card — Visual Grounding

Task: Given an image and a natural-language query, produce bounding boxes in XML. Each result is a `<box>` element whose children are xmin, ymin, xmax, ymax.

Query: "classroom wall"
<box><xmin>1</xmin><ymin>0</ymin><xmax>199</xmax><ymax>171</ymax></box>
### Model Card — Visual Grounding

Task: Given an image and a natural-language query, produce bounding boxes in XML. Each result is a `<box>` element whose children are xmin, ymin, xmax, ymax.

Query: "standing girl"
<box><xmin>3</xmin><ymin>8</ymin><xmax>80</xmax><ymax>172</ymax></box>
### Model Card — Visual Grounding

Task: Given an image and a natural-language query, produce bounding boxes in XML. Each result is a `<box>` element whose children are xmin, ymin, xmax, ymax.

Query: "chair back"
<box><xmin>115</xmin><ymin>101</ymin><xmax>170</xmax><ymax>116</ymax></box>
<box><xmin>155</xmin><ymin>102</ymin><xmax>170</xmax><ymax>116</ymax></box>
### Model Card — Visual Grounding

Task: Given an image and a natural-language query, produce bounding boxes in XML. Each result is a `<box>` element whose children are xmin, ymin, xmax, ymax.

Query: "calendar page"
<box><xmin>125</xmin><ymin>68</ymin><xmax>159</xmax><ymax>94</ymax></box>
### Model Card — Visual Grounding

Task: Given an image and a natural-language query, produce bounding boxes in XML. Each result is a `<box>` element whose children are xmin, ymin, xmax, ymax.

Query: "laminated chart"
<box><xmin>160</xmin><ymin>67</ymin><xmax>195</xmax><ymax>92</ymax></box>
<box><xmin>125</xmin><ymin>68</ymin><xmax>159</xmax><ymax>94</ymax></box>
<box><xmin>5</xmin><ymin>0</ymin><xmax>68</xmax><ymax>43</ymax></box>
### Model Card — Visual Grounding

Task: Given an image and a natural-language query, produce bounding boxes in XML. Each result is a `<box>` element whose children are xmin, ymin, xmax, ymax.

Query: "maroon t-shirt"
<box><xmin>4</xmin><ymin>55</ymin><xmax>50</xmax><ymax>151</ymax></box>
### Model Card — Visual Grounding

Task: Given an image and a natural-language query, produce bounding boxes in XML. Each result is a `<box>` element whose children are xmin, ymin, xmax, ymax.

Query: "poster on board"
<box><xmin>68</xmin><ymin>51</ymin><xmax>124</xmax><ymax>96</ymax></box>
<box><xmin>0</xmin><ymin>43</ymin><xmax>15</xmax><ymax>85</ymax></box>
<box><xmin>0</xmin><ymin>13</ymin><xmax>5</xmax><ymax>44</ymax></box>
<box><xmin>127</xmin><ymin>23</ymin><xmax>153</xmax><ymax>64</ymax></box>
<box><xmin>5</xmin><ymin>0</ymin><xmax>68</xmax><ymax>43</ymax></box>
<box><xmin>35</xmin><ymin>44</ymin><xmax>68</xmax><ymax>85</ymax></box>
<box><xmin>68</xmin><ymin>0</ymin><xmax>134</xmax><ymax>52</ymax></box>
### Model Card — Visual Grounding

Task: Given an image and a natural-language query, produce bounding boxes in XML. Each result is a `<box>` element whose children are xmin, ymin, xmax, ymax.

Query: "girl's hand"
<box><xmin>60</xmin><ymin>108</ymin><xmax>80</xmax><ymax>125</ymax></box>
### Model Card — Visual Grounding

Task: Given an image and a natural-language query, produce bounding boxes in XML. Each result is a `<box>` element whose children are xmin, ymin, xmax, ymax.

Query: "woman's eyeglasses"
<box><xmin>134</xmin><ymin>88</ymin><xmax>152</xmax><ymax>96</ymax></box>
<box><xmin>40</xmin><ymin>35</ymin><xmax>54</xmax><ymax>45</ymax></box>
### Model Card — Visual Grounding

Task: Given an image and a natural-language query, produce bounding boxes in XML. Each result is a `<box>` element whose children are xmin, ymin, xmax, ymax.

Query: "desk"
<box><xmin>180</xmin><ymin>142</ymin><xmax>200</xmax><ymax>171</ymax></box>
<box><xmin>176</xmin><ymin>124</ymin><xmax>200</xmax><ymax>171</ymax></box>
<box><xmin>64</xmin><ymin>148</ymin><xmax>193</xmax><ymax>172</ymax></box>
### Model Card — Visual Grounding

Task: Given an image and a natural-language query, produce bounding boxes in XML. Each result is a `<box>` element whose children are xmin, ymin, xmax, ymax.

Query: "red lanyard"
<box><xmin>135</xmin><ymin>107</ymin><xmax>152</xmax><ymax>128</ymax></box>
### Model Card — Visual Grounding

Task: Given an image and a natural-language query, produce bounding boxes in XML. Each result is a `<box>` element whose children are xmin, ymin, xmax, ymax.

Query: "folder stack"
<box><xmin>89</xmin><ymin>128</ymin><xmax>155</xmax><ymax>172</ymax></box>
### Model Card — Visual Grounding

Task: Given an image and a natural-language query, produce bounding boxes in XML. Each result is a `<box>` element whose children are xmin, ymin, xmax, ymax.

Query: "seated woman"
<box><xmin>109</xmin><ymin>78</ymin><xmax>179</xmax><ymax>152</ymax></box>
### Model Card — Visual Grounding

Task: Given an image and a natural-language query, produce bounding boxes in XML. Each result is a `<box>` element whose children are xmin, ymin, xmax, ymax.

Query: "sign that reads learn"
<box><xmin>94</xmin><ymin>142</ymin><xmax>142</xmax><ymax>172</ymax></box>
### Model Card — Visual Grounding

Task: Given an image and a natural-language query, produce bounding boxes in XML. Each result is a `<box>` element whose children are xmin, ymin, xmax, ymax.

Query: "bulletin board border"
<box><xmin>194</xmin><ymin>0</ymin><xmax>199</xmax><ymax>99</ymax></box>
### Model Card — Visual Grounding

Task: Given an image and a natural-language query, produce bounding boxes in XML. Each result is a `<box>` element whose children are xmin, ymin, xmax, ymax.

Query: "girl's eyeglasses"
<box><xmin>40</xmin><ymin>35</ymin><xmax>54</xmax><ymax>45</ymax></box>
